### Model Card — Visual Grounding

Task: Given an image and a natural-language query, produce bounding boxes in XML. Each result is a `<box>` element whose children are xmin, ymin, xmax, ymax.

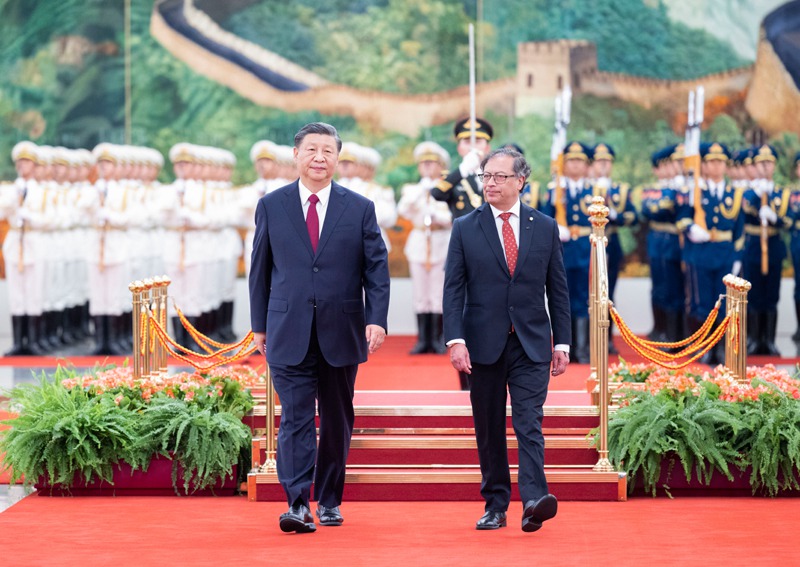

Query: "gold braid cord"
<box><xmin>145</xmin><ymin>308</ymin><xmax>257</xmax><ymax>371</ymax></box>
<box><xmin>610</xmin><ymin>302</ymin><xmax>732</xmax><ymax>370</ymax></box>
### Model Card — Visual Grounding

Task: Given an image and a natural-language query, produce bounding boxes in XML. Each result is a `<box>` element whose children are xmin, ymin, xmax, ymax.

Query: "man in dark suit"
<box><xmin>443</xmin><ymin>148</ymin><xmax>571</xmax><ymax>532</ymax></box>
<box><xmin>249</xmin><ymin>122</ymin><xmax>390</xmax><ymax>534</ymax></box>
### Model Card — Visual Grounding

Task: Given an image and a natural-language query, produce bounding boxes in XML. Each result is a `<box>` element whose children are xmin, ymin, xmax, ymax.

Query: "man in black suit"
<box><xmin>443</xmin><ymin>148</ymin><xmax>571</xmax><ymax>532</ymax></box>
<box><xmin>249</xmin><ymin>122</ymin><xmax>390</xmax><ymax>533</ymax></box>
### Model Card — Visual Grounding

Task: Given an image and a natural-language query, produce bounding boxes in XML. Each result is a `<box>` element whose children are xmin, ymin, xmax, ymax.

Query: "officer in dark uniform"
<box><xmin>677</xmin><ymin>142</ymin><xmax>745</xmax><ymax>365</ymax></box>
<box><xmin>640</xmin><ymin>146</ymin><xmax>685</xmax><ymax>344</ymax></box>
<box><xmin>430</xmin><ymin>117</ymin><xmax>492</xmax><ymax>220</ymax></box>
<box><xmin>742</xmin><ymin>144</ymin><xmax>791</xmax><ymax>355</ymax></box>
<box><xmin>790</xmin><ymin>152</ymin><xmax>800</xmax><ymax>345</ymax></box>
<box><xmin>431</xmin><ymin>117</ymin><xmax>492</xmax><ymax>389</ymax></box>
<box><xmin>591</xmin><ymin>143</ymin><xmax>638</xmax><ymax>354</ymax></box>
<box><xmin>539</xmin><ymin>141</ymin><xmax>594</xmax><ymax>363</ymax></box>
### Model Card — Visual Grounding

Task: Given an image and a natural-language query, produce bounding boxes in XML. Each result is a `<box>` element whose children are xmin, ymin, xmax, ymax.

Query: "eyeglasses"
<box><xmin>478</xmin><ymin>173</ymin><xmax>516</xmax><ymax>184</ymax></box>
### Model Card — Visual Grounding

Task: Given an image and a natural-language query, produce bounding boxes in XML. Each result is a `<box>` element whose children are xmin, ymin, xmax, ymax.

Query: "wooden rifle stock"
<box><xmin>553</xmin><ymin>154</ymin><xmax>567</xmax><ymax>228</ymax></box>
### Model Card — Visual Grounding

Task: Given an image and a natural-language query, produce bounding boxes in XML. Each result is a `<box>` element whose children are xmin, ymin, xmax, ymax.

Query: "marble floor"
<box><xmin>0</xmin><ymin>485</ymin><xmax>31</xmax><ymax>514</ymax></box>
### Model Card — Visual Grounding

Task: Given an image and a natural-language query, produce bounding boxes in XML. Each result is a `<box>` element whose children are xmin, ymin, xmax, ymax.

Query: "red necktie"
<box><xmin>499</xmin><ymin>212</ymin><xmax>517</xmax><ymax>276</ymax></box>
<box><xmin>307</xmin><ymin>194</ymin><xmax>320</xmax><ymax>253</ymax></box>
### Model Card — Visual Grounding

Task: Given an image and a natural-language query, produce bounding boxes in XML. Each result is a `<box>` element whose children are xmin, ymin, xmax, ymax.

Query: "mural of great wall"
<box><xmin>151</xmin><ymin>0</ymin><xmax>799</xmax><ymax>136</ymax></box>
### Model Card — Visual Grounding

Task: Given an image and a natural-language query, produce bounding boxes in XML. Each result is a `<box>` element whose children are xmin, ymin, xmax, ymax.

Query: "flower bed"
<box><xmin>598</xmin><ymin>362</ymin><xmax>800</xmax><ymax>496</ymax></box>
<box><xmin>0</xmin><ymin>365</ymin><xmax>263</xmax><ymax>495</ymax></box>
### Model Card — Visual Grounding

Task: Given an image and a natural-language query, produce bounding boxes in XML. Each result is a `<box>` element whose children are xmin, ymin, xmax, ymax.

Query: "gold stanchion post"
<box><xmin>723</xmin><ymin>275</ymin><xmax>750</xmax><ymax>383</ymax></box>
<box><xmin>159</xmin><ymin>275</ymin><xmax>171</xmax><ymax>376</ymax></box>
<box><xmin>258</xmin><ymin>367</ymin><xmax>278</xmax><ymax>473</ymax></box>
<box><xmin>130</xmin><ymin>281</ymin><xmax>143</xmax><ymax>379</ymax></box>
<box><xmin>588</xmin><ymin>196</ymin><xmax>614</xmax><ymax>473</ymax></box>
<box><xmin>142</xmin><ymin>278</ymin><xmax>154</xmax><ymax>378</ymax></box>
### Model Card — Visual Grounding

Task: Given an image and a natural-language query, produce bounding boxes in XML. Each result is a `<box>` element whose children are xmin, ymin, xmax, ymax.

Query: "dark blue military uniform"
<box><xmin>789</xmin><ymin>156</ymin><xmax>800</xmax><ymax>343</ymax></box>
<box><xmin>640</xmin><ymin>146</ymin><xmax>684</xmax><ymax>342</ymax></box>
<box><xmin>430</xmin><ymin>118</ymin><xmax>493</xmax><ymax>221</ymax></box>
<box><xmin>539</xmin><ymin>141</ymin><xmax>594</xmax><ymax>363</ymax></box>
<box><xmin>741</xmin><ymin>144</ymin><xmax>791</xmax><ymax>355</ymax></box>
<box><xmin>677</xmin><ymin>143</ymin><xmax>744</xmax><ymax>364</ymax></box>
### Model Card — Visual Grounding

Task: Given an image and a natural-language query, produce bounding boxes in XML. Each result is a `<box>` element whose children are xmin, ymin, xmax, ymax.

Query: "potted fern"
<box><xmin>0</xmin><ymin>365</ymin><xmax>261</xmax><ymax>496</ymax></box>
<box><xmin>598</xmin><ymin>364</ymin><xmax>800</xmax><ymax>496</ymax></box>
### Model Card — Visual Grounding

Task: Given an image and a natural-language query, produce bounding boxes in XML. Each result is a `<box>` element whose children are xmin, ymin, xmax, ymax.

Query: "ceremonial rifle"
<box><xmin>551</xmin><ymin>87</ymin><xmax>571</xmax><ymax>228</ymax></box>
<box><xmin>685</xmin><ymin>86</ymin><xmax>706</xmax><ymax>230</ymax></box>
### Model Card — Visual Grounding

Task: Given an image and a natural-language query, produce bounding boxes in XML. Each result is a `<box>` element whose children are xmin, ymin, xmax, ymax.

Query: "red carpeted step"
<box><xmin>245</xmin><ymin>389</ymin><xmax>599</xmax><ymax>433</ymax></box>
<box><xmin>248</xmin><ymin>466</ymin><xmax>626</xmax><ymax>502</ymax></box>
<box><xmin>252</xmin><ymin>435</ymin><xmax>599</xmax><ymax>467</ymax></box>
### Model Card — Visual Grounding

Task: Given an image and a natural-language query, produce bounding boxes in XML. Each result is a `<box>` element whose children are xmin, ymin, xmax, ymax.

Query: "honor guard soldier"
<box><xmin>0</xmin><ymin>142</ymin><xmax>49</xmax><ymax>354</ymax></box>
<box><xmin>241</xmin><ymin>140</ymin><xmax>280</xmax><ymax>275</ymax></box>
<box><xmin>81</xmin><ymin>143</ymin><xmax>132</xmax><ymax>355</ymax></box>
<box><xmin>397</xmin><ymin>141</ymin><xmax>452</xmax><ymax>356</ymax></box>
<box><xmin>430</xmin><ymin>117</ymin><xmax>493</xmax><ymax>219</ymax></box>
<box><xmin>357</xmin><ymin>146</ymin><xmax>398</xmax><ymax>253</ymax></box>
<box><xmin>591</xmin><ymin>143</ymin><xmax>637</xmax><ymax>353</ymax></box>
<box><xmin>742</xmin><ymin>144</ymin><xmax>791</xmax><ymax>355</ymax></box>
<box><xmin>539</xmin><ymin>141</ymin><xmax>594</xmax><ymax>363</ymax></box>
<box><xmin>677</xmin><ymin>142</ymin><xmax>744</xmax><ymax>365</ymax></box>
<box><xmin>790</xmin><ymin>152</ymin><xmax>800</xmax><ymax>344</ymax></box>
<box><xmin>640</xmin><ymin>146</ymin><xmax>685</xmax><ymax>344</ymax></box>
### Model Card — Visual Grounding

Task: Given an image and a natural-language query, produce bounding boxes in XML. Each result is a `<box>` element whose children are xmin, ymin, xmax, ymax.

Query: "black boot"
<box><xmin>60</xmin><ymin>309</ymin><xmax>77</xmax><ymax>345</ymax></box>
<box><xmin>573</xmin><ymin>317</ymin><xmax>590</xmax><ymax>364</ymax></box>
<box><xmin>747</xmin><ymin>310</ymin><xmax>763</xmax><ymax>355</ymax></box>
<box><xmin>649</xmin><ymin>305</ymin><xmax>666</xmax><ymax>341</ymax></box>
<box><xmin>36</xmin><ymin>313</ymin><xmax>52</xmax><ymax>353</ymax></box>
<box><xmin>5</xmin><ymin>315</ymin><xmax>30</xmax><ymax>356</ymax></box>
<box><xmin>69</xmin><ymin>306</ymin><xmax>87</xmax><ymax>341</ymax></box>
<box><xmin>430</xmin><ymin>313</ymin><xmax>447</xmax><ymax>354</ymax></box>
<box><xmin>109</xmin><ymin>314</ymin><xmax>130</xmax><ymax>355</ymax></box>
<box><xmin>26</xmin><ymin>315</ymin><xmax>47</xmax><ymax>356</ymax></box>
<box><xmin>43</xmin><ymin>310</ymin><xmax>62</xmax><ymax>350</ymax></box>
<box><xmin>665</xmin><ymin>310</ymin><xmax>684</xmax><ymax>347</ymax></box>
<box><xmin>764</xmin><ymin>309</ymin><xmax>780</xmax><ymax>356</ymax></box>
<box><xmin>81</xmin><ymin>302</ymin><xmax>92</xmax><ymax>338</ymax></box>
<box><xmin>409</xmin><ymin>313</ymin><xmax>430</xmax><ymax>355</ymax></box>
<box><xmin>92</xmin><ymin>315</ymin><xmax>115</xmax><ymax>356</ymax></box>
<box><xmin>172</xmin><ymin>316</ymin><xmax>188</xmax><ymax>354</ymax></box>
<box><xmin>458</xmin><ymin>371</ymin><xmax>470</xmax><ymax>391</ymax></box>
<box><xmin>219</xmin><ymin>301</ymin><xmax>237</xmax><ymax>342</ymax></box>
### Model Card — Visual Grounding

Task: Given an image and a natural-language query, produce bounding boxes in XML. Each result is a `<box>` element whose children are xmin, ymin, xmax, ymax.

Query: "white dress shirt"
<box><xmin>299</xmin><ymin>181</ymin><xmax>331</xmax><ymax>237</ymax></box>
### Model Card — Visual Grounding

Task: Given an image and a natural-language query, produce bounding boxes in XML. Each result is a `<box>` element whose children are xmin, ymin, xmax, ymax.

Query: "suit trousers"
<box><xmin>469</xmin><ymin>332</ymin><xmax>551</xmax><ymax>512</ymax></box>
<box><xmin>269</xmin><ymin>319</ymin><xmax>358</xmax><ymax>508</ymax></box>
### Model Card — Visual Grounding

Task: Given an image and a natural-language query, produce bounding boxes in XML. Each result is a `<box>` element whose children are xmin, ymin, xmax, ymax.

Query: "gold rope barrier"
<box><xmin>724</xmin><ymin>275</ymin><xmax>750</xmax><ymax>383</ymax></box>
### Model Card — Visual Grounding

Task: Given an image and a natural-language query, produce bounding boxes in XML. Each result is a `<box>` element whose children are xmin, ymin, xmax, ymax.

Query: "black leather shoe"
<box><xmin>476</xmin><ymin>510</ymin><xmax>507</xmax><ymax>530</ymax></box>
<box><xmin>279</xmin><ymin>504</ymin><xmax>316</xmax><ymax>533</ymax></box>
<box><xmin>316</xmin><ymin>504</ymin><xmax>344</xmax><ymax>526</ymax></box>
<box><xmin>522</xmin><ymin>494</ymin><xmax>558</xmax><ymax>533</ymax></box>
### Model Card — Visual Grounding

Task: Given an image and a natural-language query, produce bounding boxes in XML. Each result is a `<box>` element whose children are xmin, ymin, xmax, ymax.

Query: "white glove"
<box><xmin>759</xmin><ymin>205</ymin><xmax>777</xmax><ymax>225</ymax></box>
<box><xmin>607</xmin><ymin>208</ymin><xmax>618</xmax><ymax>221</ymax></box>
<box><xmin>458</xmin><ymin>149</ymin><xmax>482</xmax><ymax>177</ymax></box>
<box><xmin>732</xmin><ymin>261</ymin><xmax>742</xmax><ymax>277</ymax></box>
<box><xmin>753</xmin><ymin>181</ymin><xmax>766</xmax><ymax>198</ymax></box>
<box><xmin>687</xmin><ymin>224</ymin><xmax>711</xmax><ymax>243</ymax></box>
<box><xmin>558</xmin><ymin>224</ymin><xmax>570</xmax><ymax>242</ymax></box>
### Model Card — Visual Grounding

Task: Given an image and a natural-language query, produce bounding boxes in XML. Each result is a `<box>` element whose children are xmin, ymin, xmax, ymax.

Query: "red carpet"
<box><xmin>0</xmin><ymin>495</ymin><xmax>795</xmax><ymax>566</ymax></box>
<box><xmin>0</xmin><ymin>335</ymin><xmax>792</xmax><ymax>392</ymax></box>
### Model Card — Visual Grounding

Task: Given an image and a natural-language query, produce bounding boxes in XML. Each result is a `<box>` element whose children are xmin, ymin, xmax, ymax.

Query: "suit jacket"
<box><xmin>249</xmin><ymin>180</ymin><xmax>390</xmax><ymax>367</ymax></box>
<box><xmin>443</xmin><ymin>202</ymin><xmax>571</xmax><ymax>365</ymax></box>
